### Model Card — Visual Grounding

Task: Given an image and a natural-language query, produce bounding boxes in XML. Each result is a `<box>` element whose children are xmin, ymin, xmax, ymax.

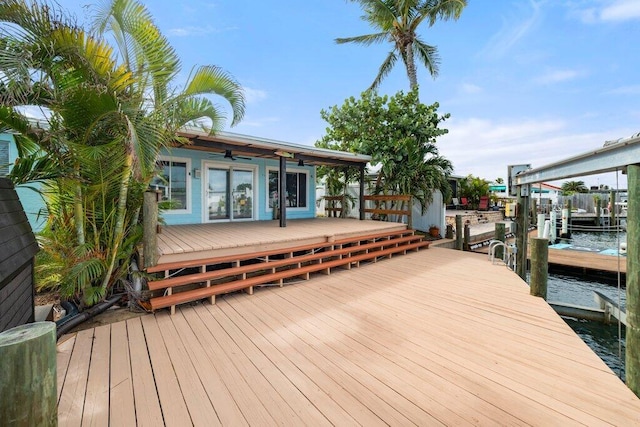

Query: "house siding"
<box><xmin>159</xmin><ymin>146</ymin><xmax>317</xmax><ymax>225</ymax></box>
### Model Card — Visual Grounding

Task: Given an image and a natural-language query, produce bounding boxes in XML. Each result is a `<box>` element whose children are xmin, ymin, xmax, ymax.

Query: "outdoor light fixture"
<box><xmin>224</xmin><ymin>150</ymin><xmax>233</xmax><ymax>159</ymax></box>
<box><xmin>298</xmin><ymin>159</ymin><xmax>304</xmax><ymax>167</ymax></box>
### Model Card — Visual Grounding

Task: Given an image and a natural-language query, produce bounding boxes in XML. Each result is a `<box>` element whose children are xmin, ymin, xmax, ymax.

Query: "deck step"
<box><xmin>147</xmin><ymin>229</ymin><xmax>416</xmax><ymax>273</ymax></box>
<box><xmin>149</xmin><ymin>240</ymin><xmax>429</xmax><ymax>310</ymax></box>
<box><xmin>148</xmin><ymin>234</ymin><xmax>424</xmax><ymax>291</ymax></box>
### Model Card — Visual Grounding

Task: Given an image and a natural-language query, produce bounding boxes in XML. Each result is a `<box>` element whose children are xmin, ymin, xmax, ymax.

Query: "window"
<box><xmin>0</xmin><ymin>141</ymin><xmax>9</xmax><ymax>176</ymax></box>
<box><xmin>268</xmin><ymin>170</ymin><xmax>307</xmax><ymax>208</ymax></box>
<box><xmin>151</xmin><ymin>158</ymin><xmax>189</xmax><ymax>211</ymax></box>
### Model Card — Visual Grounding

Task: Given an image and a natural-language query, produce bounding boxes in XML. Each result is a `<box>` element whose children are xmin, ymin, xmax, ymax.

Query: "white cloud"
<box><xmin>459</xmin><ymin>83</ymin><xmax>482</xmax><ymax>95</ymax></box>
<box><xmin>575</xmin><ymin>0</ymin><xmax>640</xmax><ymax>23</ymax></box>
<box><xmin>600</xmin><ymin>0</ymin><xmax>640</xmax><ymax>21</ymax></box>
<box><xmin>437</xmin><ymin>116</ymin><xmax>632</xmax><ymax>186</ymax></box>
<box><xmin>243</xmin><ymin>87</ymin><xmax>268</xmax><ymax>105</ymax></box>
<box><xmin>533</xmin><ymin>69</ymin><xmax>580</xmax><ymax>85</ymax></box>
<box><xmin>478</xmin><ymin>0</ymin><xmax>542</xmax><ymax>59</ymax></box>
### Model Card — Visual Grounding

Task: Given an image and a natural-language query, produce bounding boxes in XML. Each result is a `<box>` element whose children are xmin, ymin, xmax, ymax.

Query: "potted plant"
<box><xmin>428</xmin><ymin>224</ymin><xmax>440</xmax><ymax>237</ymax></box>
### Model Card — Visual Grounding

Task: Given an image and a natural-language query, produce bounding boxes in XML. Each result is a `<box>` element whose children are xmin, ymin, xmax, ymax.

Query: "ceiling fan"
<box><xmin>210</xmin><ymin>149</ymin><xmax>252</xmax><ymax>161</ymax></box>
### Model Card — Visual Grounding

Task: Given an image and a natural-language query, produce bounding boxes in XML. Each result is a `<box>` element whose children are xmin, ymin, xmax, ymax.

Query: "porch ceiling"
<box><xmin>176</xmin><ymin>128</ymin><xmax>371</xmax><ymax>168</ymax></box>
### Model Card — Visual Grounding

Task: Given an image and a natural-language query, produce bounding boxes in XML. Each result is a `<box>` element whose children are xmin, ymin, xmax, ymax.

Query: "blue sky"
<box><xmin>56</xmin><ymin>1</ymin><xmax>640</xmax><ymax>187</ymax></box>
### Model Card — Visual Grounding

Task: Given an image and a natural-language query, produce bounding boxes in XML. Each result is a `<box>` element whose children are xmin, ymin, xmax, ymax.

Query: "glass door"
<box><xmin>207</xmin><ymin>167</ymin><xmax>229</xmax><ymax>220</ymax></box>
<box><xmin>206</xmin><ymin>165</ymin><xmax>255</xmax><ymax>221</ymax></box>
<box><xmin>232</xmin><ymin>169</ymin><xmax>253</xmax><ymax>219</ymax></box>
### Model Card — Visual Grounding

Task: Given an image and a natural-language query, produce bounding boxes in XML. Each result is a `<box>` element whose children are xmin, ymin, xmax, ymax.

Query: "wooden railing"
<box><xmin>324</xmin><ymin>194</ymin><xmax>412</xmax><ymax>227</ymax></box>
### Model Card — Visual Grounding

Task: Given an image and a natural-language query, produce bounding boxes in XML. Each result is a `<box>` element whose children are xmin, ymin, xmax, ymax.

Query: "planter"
<box><xmin>429</xmin><ymin>227</ymin><xmax>440</xmax><ymax>237</ymax></box>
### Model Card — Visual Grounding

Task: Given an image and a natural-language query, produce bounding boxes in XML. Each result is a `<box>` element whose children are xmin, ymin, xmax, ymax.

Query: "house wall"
<box><xmin>159</xmin><ymin>146</ymin><xmax>317</xmax><ymax>225</ymax></box>
<box><xmin>0</xmin><ymin>133</ymin><xmax>45</xmax><ymax>231</ymax></box>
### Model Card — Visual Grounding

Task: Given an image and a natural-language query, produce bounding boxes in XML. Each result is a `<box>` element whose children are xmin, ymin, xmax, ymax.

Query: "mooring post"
<box><xmin>0</xmin><ymin>322</ymin><xmax>57</xmax><ymax>426</ymax></box>
<box><xmin>143</xmin><ymin>190</ymin><xmax>160</xmax><ymax>268</ymax></box>
<box><xmin>530</xmin><ymin>237</ymin><xmax>548</xmax><ymax>299</ymax></box>
<box><xmin>531</xmin><ymin>198</ymin><xmax>537</xmax><ymax>222</ymax></box>
<box><xmin>516</xmin><ymin>186</ymin><xmax>530</xmax><ymax>281</ymax></box>
<box><xmin>463</xmin><ymin>223</ymin><xmax>470</xmax><ymax>251</ymax></box>
<box><xmin>609</xmin><ymin>190</ymin><xmax>616</xmax><ymax>229</ymax></box>
<box><xmin>626</xmin><ymin>164</ymin><xmax>640</xmax><ymax>397</ymax></box>
<box><xmin>596</xmin><ymin>197</ymin><xmax>602</xmax><ymax>226</ymax></box>
<box><xmin>455</xmin><ymin>215</ymin><xmax>463</xmax><ymax>250</ymax></box>
<box><xmin>566</xmin><ymin>199</ymin><xmax>572</xmax><ymax>238</ymax></box>
<box><xmin>495</xmin><ymin>222</ymin><xmax>506</xmax><ymax>260</ymax></box>
<box><xmin>537</xmin><ymin>213</ymin><xmax>545</xmax><ymax>238</ymax></box>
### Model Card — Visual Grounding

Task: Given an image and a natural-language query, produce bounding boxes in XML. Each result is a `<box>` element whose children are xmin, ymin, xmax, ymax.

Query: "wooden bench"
<box><xmin>148</xmin><ymin>229</ymin><xmax>428</xmax><ymax>313</ymax></box>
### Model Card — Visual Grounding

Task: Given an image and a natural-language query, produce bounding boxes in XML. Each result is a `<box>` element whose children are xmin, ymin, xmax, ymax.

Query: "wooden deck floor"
<box><xmin>57</xmin><ymin>248</ymin><xmax>640</xmax><ymax>426</ymax></box>
<box><xmin>156</xmin><ymin>218</ymin><xmax>407</xmax><ymax>264</ymax></box>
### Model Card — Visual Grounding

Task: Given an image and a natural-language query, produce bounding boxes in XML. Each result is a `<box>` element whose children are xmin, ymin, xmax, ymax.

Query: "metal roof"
<box><xmin>176</xmin><ymin>128</ymin><xmax>371</xmax><ymax>167</ymax></box>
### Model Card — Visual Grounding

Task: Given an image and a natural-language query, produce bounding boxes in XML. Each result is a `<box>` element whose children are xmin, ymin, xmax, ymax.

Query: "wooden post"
<box><xmin>530</xmin><ymin>237</ymin><xmax>548</xmax><ymax>299</ymax></box>
<box><xmin>455</xmin><ymin>215</ymin><xmax>463</xmax><ymax>251</ymax></box>
<box><xmin>516</xmin><ymin>186</ymin><xmax>530</xmax><ymax>281</ymax></box>
<box><xmin>463</xmin><ymin>223</ymin><xmax>470</xmax><ymax>251</ymax></box>
<box><xmin>596</xmin><ymin>198</ymin><xmax>602</xmax><ymax>226</ymax></box>
<box><xmin>143</xmin><ymin>190</ymin><xmax>159</xmax><ymax>268</ymax></box>
<box><xmin>610</xmin><ymin>190</ymin><xmax>616</xmax><ymax>229</ymax></box>
<box><xmin>0</xmin><ymin>322</ymin><xmax>57</xmax><ymax>426</ymax></box>
<box><xmin>279</xmin><ymin>155</ymin><xmax>287</xmax><ymax>227</ymax></box>
<box><xmin>626</xmin><ymin>164</ymin><xmax>640</xmax><ymax>397</ymax></box>
<box><xmin>531</xmin><ymin>198</ymin><xmax>537</xmax><ymax>221</ymax></box>
<box><xmin>495</xmin><ymin>222</ymin><xmax>506</xmax><ymax>260</ymax></box>
<box><xmin>566</xmin><ymin>199</ymin><xmax>572</xmax><ymax>238</ymax></box>
<box><xmin>359</xmin><ymin>166</ymin><xmax>365</xmax><ymax>220</ymax></box>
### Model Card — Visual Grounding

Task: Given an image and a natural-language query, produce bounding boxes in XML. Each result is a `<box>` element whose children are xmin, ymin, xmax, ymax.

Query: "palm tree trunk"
<box><xmin>100</xmin><ymin>149</ymin><xmax>133</xmax><ymax>292</ymax></box>
<box><xmin>405</xmin><ymin>43</ymin><xmax>418</xmax><ymax>91</ymax></box>
<box><xmin>73</xmin><ymin>164</ymin><xmax>85</xmax><ymax>246</ymax></box>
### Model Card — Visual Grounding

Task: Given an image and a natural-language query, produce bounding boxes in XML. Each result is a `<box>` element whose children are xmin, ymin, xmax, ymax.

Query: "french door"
<box><xmin>205</xmin><ymin>163</ymin><xmax>255</xmax><ymax>221</ymax></box>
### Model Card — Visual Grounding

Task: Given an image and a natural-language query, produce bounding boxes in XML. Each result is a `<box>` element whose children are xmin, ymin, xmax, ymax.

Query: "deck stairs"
<box><xmin>147</xmin><ymin>229</ymin><xmax>429</xmax><ymax>313</ymax></box>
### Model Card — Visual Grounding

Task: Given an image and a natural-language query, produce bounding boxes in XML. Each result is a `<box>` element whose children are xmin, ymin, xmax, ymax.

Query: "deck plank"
<box><xmin>140</xmin><ymin>314</ymin><xmax>192</xmax><ymax>426</ymax></box>
<box><xmin>57</xmin><ymin>329</ymin><xmax>93</xmax><ymax>426</ymax></box>
<box><xmin>126</xmin><ymin>318</ymin><xmax>165</xmax><ymax>427</ymax></box>
<box><xmin>56</xmin><ymin>335</ymin><xmax>75</xmax><ymax>403</ymax></box>
<box><xmin>57</xmin><ymin>247</ymin><xmax>640</xmax><ymax>426</ymax></box>
<box><xmin>109</xmin><ymin>321</ymin><xmax>137</xmax><ymax>426</ymax></box>
<box><xmin>154</xmin><ymin>312</ymin><xmax>222</xmax><ymax>426</ymax></box>
<box><xmin>81</xmin><ymin>325</ymin><xmax>111</xmax><ymax>426</ymax></box>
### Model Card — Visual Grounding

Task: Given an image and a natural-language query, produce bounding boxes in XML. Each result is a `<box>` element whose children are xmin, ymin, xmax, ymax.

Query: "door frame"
<box><xmin>202</xmin><ymin>160</ymin><xmax>258</xmax><ymax>223</ymax></box>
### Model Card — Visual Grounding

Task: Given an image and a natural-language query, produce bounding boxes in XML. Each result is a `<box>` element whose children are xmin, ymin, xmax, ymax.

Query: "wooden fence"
<box><xmin>324</xmin><ymin>194</ymin><xmax>412</xmax><ymax>227</ymax></box>
<box><xmin>0</xmin><ymin>178</ymin><xmax>39</xmax><ymax>332</ymax></box>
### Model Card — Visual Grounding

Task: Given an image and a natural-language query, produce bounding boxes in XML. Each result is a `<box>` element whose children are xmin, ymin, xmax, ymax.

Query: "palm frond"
<box><xmin>335</xmin><ymin>32</ymin><xmax>390</xmax><ymax>46</ymax></box>
<box><xmin>412</xmin><ymin>38</ymin><xmax>439</xmax><ymax>77</ymax></box>
<box><xmin>369</xmin><ymin>51</ymin><xmax>398</xmax><ymax>91</ymax></box>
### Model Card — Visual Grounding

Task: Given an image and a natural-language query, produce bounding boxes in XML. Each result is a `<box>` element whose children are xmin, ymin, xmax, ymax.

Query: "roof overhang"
<box><xmin>175</xmin><ymin>128</ymin><xmax>371</xmax><ymax>168</ymax></box>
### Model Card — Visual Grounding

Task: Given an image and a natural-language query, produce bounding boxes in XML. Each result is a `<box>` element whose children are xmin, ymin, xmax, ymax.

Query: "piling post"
<box><xmin>531</xmin><ymin>198</ymin><xmax>537</xmax><ymax>221</ymax></box>
<box><xmin>0</xmin><ymin>322</ymin><xmax>57</xmax><ymax>426</ymax></box>
<box><xmin>530</xmin><ymin>237</ymin><xmax>548</xmax><ymax>299</ymax></box>
<box><xmin>596</xmin><ymin>197</ymin><xmax>602</xmax><ymax>226</ymax></box>
<box><xmin>516</xmin><ymin>185</ymin><xmax>530</xmax><ymax>281</ymax></box>
<box><xmin>610</xmin><ymin>190</ymin><xmax>616</xmax><ymax>229</ymax></box>
<box><xmin>626</xmin><ymin>165</ymin><xmax>640</xmax><ymax>397</ymax></box>
<box><xmin>463</xmin><ymin>223</ymin><xmax>470</xmax><ymax>251</ymax></box>
<box><xmin>537</xmin><ymin>213</ymin><xmax>546</xmax><ymax>238</ymax></box>
<box><xmin>495</xmin><ymin>222</ymin><xmax>506</xmax><ymax>260</ymax></box>
<box><xmin>455</xmin><ymin>215</ymin><xmax>463</xmax><ymax>250</ymax></box>
<box><xmin>143</xmin><ymin>190</ymin><xmax>160</xmax><ymax>268</ymax></box>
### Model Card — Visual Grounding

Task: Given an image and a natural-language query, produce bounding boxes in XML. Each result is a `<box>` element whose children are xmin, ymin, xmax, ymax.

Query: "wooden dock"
<box><xmin>56</xmin><ymin>248</ymin><xmax>640</xmax><ymax>425</ymax></box>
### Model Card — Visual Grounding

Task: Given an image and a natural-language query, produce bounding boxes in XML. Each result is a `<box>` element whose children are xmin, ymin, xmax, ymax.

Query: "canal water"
<box><xmin>546</xmin><ymin>231</ymin><xmax>627</xmax><ymax>380</ymax></box>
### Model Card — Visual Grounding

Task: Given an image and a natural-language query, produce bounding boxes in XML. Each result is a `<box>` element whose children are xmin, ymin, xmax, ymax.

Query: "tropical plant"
<box><xmin>0</xmin><ymin>0</ymin><xmax>244</xmax><ymax>306</ymax></box>
<box><xmin>317</xmin><ymin>88</ymin><xmax>452</xmax><ymax>216</ymax></box>
<box><xmin>561</xmin><ymin>180</ymin><xmax>589</xmax><ymax>195</ymax></box>
<box><xmin>459</xmin><ymin>174</ymin><xmax>489</xmax><ymax>209</ymax></box>
<box><xmin>336</xmin><ymin>0</ymin><xmax>467</xmax><ymax>91</ymax></box>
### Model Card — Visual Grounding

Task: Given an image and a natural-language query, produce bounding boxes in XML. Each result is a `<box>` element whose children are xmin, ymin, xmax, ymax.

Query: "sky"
<box><xmin>49</xmin><ymin>0</ymin><xmax>640</xmax><ymax>188</ymax></box>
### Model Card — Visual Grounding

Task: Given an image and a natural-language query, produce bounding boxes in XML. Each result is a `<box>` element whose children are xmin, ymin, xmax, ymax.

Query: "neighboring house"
<box><xmin>0</xmin><ymin>133</ymin><xmax>45</xmax><ymax>231</ymax></box>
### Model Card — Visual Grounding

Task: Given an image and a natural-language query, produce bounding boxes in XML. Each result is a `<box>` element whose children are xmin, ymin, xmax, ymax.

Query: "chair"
<box><xmin>451</xmin><ymin>198</ymin><xmax>461</xmax><ymax>209</ymax></box>
<box><xmin>460</xmin><ymin>197</ymin><xmax>469</xmax><ymax>209</ymax></box>
<box><xmin>478</xmin><ymin>196</ymin><xmax>490</xmax><ymax>211</ymax></box>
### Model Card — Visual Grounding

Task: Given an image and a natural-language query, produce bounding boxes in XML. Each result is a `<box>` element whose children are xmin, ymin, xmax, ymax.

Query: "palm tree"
<box><xmin>561</xmin><ymin>180</ymin><xmax>589</xmax><ymax>195</ymax></box>
<box><xmin>337</xmin><ymin>0</ymin><xmax>467</xmax><ymax>91</ymax></box>
<box><xmin>0</xmin><ymin>0</ymin><xmax>245</xmax><ymax>306</ymax></box>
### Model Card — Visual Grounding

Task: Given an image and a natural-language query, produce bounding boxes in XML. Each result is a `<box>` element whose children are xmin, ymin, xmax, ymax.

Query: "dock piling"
<box><xmin>530</xmin><ymin>237</ymin><xmax>548</xmax><ymax>300</ymax></box>
<box><xmin>455</xmin><ymin>215</ymin><xmax>463</xmax><ymax>250</ymax></box>
<box><xmin>626</xmin><ymin>164</ymin><xmax>640</xmax><ymax>397</ymax></box>
<box><xmin>495</xmin><ymin>223</ymin><xmax>506</xmax><ymax>260</ymax></box>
